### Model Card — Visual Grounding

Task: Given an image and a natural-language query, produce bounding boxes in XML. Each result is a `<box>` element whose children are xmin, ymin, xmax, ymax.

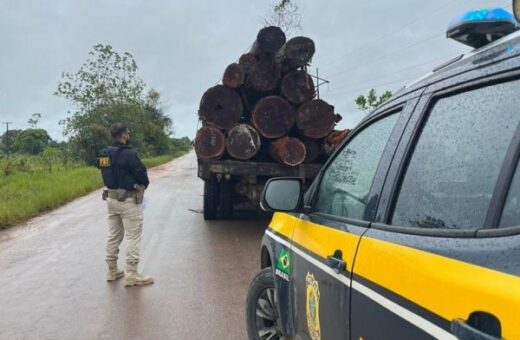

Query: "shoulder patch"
<box><xmin>98</xmin><ymin>156</ymin><xmax>111</xmax><ymax>168</ymax></box>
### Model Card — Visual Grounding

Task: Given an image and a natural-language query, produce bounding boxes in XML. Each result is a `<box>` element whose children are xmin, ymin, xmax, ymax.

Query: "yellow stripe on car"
<box><xmin>355</xmin><ymin>236</ymin><xmax>520</xmax><ymax>339</ymax></box>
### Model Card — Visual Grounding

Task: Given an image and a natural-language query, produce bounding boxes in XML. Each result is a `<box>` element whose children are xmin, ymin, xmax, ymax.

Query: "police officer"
<box><xmin>98</xmin><ymin>123</ymin><xmax>153</xmax><ymax>287</ymax></box>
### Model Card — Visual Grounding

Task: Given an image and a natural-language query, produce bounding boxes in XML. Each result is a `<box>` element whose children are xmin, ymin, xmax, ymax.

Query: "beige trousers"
<box><xmin>105</xmin><ymin>197</ymin><xmax>143</xmax><ymax>270</ymax></box>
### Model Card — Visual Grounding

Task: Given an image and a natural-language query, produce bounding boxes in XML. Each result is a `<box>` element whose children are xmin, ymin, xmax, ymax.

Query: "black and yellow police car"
<box><xmin>246</xmin><ymin>5</ymin><xmax>520</xmax><ymax>340</ymax></box>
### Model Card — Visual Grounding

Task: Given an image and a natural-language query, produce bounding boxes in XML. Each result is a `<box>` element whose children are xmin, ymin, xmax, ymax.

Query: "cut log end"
<box><xmin>239</xmin><ymin>53</ymin><xmax>257</xmax><ymax>74</ymax></box>
<box><xmin>296</xmin><ymin>99</ymin><xmax>336</xmax><ymax>139</ymax></box>
<box><xmin>223</xmin><ymin>63</ymin><xmax>245</xmax><ymax>88</ymax></box>
<box><xmin>246</xmin><ymin>56</ymin><xmax>281</xmax><ymax>92</ymax></box>
<box><xmin>226</xmin><ymin>124</ymin><xmax>261</xmax><ymax>160</ymax></box>
<box><xmin>270</xmin><ymin>137</ymin><xmax>306</xmax><ymax>166</ymax></box>
<box><xmin>277</xmin><ymin>36</ymin><xmax>316</xmax><ymax>68</ymax></box>
<box><xmin>323</xmin><ymin>129</ymin><xmax>351</xmax><ymax>156</ymax></box>
<box><xmin>303</xmin><ymin>139</ymin><xmax>322</xmax><ymax>163</ymax></box>
<box><xmin>281</xmin><ymin>71</ymin><xmax>315</xmax><ymax>104</ymax></box>
<box><xmin>194</xmin><ymin>126</ymin><xmax>226</xmax><ymax>160</ymax></box>
<box><xmin>199</xmin><ymin>85</ymin><xmax>243</xmax><ymax>130</ymax></box>
<box><xmin>254</xmin><ymin>26</ymin><xmax>287</xmax><ymax>55</ymax></box>
<box><xmin>252</xmin><ymin>96</ymin><xmax>295</xmax><ymax>139</ymax></box>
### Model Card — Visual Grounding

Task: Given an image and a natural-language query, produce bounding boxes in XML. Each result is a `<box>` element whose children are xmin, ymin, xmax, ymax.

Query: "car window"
<box><xmin>500</xmin><ymin>160</ymin><xmax>520</xmax><ymax>228</ymax></box>
<box><xmin>392</xmin><ymin>79</ymin><xmax>520</xmax><ymax>230</ymax></box>
<box><xmin>314</xmin><ymin>112</ymin><xmax>399</xmax><ymax>220</ymax></box>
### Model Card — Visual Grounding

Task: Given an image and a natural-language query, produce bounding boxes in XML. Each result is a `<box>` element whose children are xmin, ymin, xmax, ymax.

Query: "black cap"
<box><xmin>110</xmin><ymin>122</ymin><xmax>128</xmax><ymax>139</ymax></box>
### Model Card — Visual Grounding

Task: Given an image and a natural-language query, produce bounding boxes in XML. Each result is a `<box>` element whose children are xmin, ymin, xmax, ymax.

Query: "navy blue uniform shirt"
<box><xmin>99</xmin><ymin>142</ymin><xmax>149</xmax><ymax>190</ymax></box>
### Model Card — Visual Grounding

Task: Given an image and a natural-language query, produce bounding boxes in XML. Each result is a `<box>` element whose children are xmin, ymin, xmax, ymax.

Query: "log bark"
<box><xmin>281</xmin><ymin>71</ymin><xmax>315</xmax><ymax>104</ymax></box>
<box><xmin>323</xmin><ymin>129</ymin><xmax>351</xmax><ymax>156</ymax></box>
<box><xmin>246</xmin><ymin>55</ymin><xmax>281</xmax><ymax>92</ymax></box>
<box><xmin>223</xmin><ymin>63</ymin><xmax>245</xmax><ymax>88</ymax></box>
<box><xmin>226</xmin><ymin>124</ymin><xmax>261</xmax><ymax>160</ymax></box>
<box><xmin>303</xmin><ymin>139</ymin><xmax>322</xmax><ymax>163</ymax></box>
<box><xmin>270</xmin><ymin>137</ymin><xmax>306</xmax><ymax>166</ymax></box>
<box><xmin>296</xmin><ymin>99</ymin><xmax>336</xmax><ymax>139</ymax></box>
<box><xmin>199</xmin><ymin>85</ymin><xmax>243</xmax><ymax>130</ymax></box>
<box><xmin>252</xmin><ymin>96</ymin><xmax>295</xmax><ymax>139</ymax></box>
<box><xmin>194</xmin><ymin>126</ymin><xmax>226</xmax><ymax>160</ymax></box>
<box><xmin>277</xmin><ymin>36</ymin><xmax>316</xmax><ymax>68</ymax></box>
<box><xmin>250</xmin><ymin>26</ymin><xmax>286</xmax><ymax>55</ymax></box>
<box><xmin>238</xmin><ymin>53</ymin><xmax>257</xmax><ymax>74</ymax></box>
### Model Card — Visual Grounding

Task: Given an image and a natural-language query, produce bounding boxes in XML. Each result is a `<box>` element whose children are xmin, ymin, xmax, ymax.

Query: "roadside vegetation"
<box><xmin>0</xmin><ymin>137</ymin><xmax>191</xmax><ymax>229</ymax></box>
<box><xmin>0</xmin><ymin>44</ymin><xmax>193</xmax><ymax>229</ymax></box>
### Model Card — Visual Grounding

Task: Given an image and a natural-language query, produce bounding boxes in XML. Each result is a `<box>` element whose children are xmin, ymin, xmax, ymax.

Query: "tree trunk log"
<box><xmin>296</xmin><ymin>99</ymin><xmax>336</xmax><ymax>139</ymax></box>
<box><xmin>223</xmin><ymin>63</ymin><xmax>245</xmax><ymax>88</ymax></box>
<box><xmin>246</xmin><ymin>55</ymin><xmax>281</xmax><ymax>92</ymax></box>
<box><xmin>239</xmin><ymin>53</ymin><xmax>257</xmax><ymax>75</ymax></box>
<box><xmin>250</xmin><ymin>26</ymin><xmax>286</xmax><ymax>56</ymax></box>
<box><xmin>303</xmin><ymin>139</ymin><xmax>322</xmax><ymax>163</ymax></box>
<box><xmin>226</xmin><ymin>124</ymin><xmax>261</xmax><ymax>160</ymax></box>
<box><xmin>323</xmin><ymin>129</ymin><xmax>351</xmax><ymax>156</ymax></box>
<box><xmin>277</xmin><ymin>36</ymin><xmax>316</xmax><ymax>68</ymax></box>
<box><xmin>194</xmin><ymin>126</ymin><xmax>226</xmax><ymax>160</ymax></box>
<box><xmin>281</xmin><ymin>71</ymin><xmax>315</xmax><ymax>104</ymax></box>
<box><xmin>252</xmin><ymin>96</ymin><xmax>295</xmax><ymax>139</ymax></box>
<box><xmin>199</xmin><ymin>85</ymin><xmax>243</xmax><ymax>130</ymax></box>
<box><xmin>270</xmin><ymin>137</ymin><xmax>306</xmax><ymax>166</ymax></box>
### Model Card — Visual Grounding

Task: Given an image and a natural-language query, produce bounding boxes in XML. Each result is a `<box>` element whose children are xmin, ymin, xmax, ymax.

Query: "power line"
<box><xmin>328</xmin><ymin>52</ymin><xmax>460</xmax><ymax>93</ymax></box>
<box><xmin>322</xmin><ymin>0</ymin><xmax>458</xmax><ymax>69</ymax></box>
<box><xmin>331</xmin><ymin>32</ymin><xmax>445</xmax><ymax>78</ymax></box>
<box><xmin>326</xmin><ymin>75</ymin><xmax>421</xmax><ymax>97</ymax></box>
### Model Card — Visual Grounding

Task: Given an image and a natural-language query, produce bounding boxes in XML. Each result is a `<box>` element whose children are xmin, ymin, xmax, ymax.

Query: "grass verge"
<box><xmin>0</xmin><ymin>151</ymin><xmax>188</xmax><ymax>229</ymax></box>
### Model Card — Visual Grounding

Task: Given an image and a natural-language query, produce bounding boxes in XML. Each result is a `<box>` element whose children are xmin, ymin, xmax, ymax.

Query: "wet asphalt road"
<box><xmin>0</xmin><ymin>152</ymin><xmax>270</xmax><ymax>340</ymax></box>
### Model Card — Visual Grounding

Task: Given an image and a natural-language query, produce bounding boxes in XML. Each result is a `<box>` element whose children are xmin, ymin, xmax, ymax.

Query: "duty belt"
<box><xmin>106</xmin><ymin>189</ymin><xmax>135</xmax><ymax>201</ymax></box>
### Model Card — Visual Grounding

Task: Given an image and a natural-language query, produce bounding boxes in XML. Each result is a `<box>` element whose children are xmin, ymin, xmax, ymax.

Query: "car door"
<box><xmin>285</xmin><ymin>100</ymin><xmax>416</xmax><ymax>340</ymax></box>
<box><xmin>351</xmin><ymin>78</ymin><xmax>520</xmax><ymax>339</ymax></box>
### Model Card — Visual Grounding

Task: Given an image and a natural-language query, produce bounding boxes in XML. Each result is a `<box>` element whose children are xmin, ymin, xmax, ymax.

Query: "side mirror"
<box><xmin>260</xmin><ymin>177</ymin><xmax>303</xmax><ymax>212</ymax></box>
<box><xmin>515</xmin><ymin>0</ymin><xmax>520</xmax><ymax>22</ymax></box>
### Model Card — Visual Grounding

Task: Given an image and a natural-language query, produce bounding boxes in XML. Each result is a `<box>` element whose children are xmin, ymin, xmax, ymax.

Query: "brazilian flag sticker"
<box><xmin>275</xmin><ymin>248</ymin><xmax>291</xmax><ymax>281</ymax></box>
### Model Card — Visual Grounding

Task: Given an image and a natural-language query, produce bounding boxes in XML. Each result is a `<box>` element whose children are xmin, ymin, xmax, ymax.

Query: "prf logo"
<box><xmin>306</xmin><ymin>272</ymin><xmax>321</xmax><ymax>340</ymax></box>
<box><xmin>98</xmin><ymin>156</ymin><xmax>111</xmax><ymax>168</ymax></box>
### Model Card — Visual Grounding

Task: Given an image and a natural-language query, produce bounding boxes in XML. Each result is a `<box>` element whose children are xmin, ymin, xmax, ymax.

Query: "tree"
<box><xmin>55</xmin><ymin>44</ymin><xmax>173</xmax><ymax>164</ymax></box>
<box><xmin>355</xmin><ymin>89</ymin><xmax>392</xmax><ymax>113</ymax></box>
<box><xmin>0</xmin><ymin>129</ymin><xmax>22</xmax><ymax>153</ymax></box>
<box><xmin>28</xmin><ymin>113</ymin><xmax>42</xmax><ymax>128</ymax></box>
<box><xmin>264</xmin><ymin>0</ymin><xmax>303</xmax><ymax>35</ymax></box>
<box><xmin>55</xmin><ymin>44</ymin><xmax>145</xmax><ymax>114</ymax></box>
<box><xmin>12</xmin><ymin>129</ymin><xmax>52</xmax><ymax>155</ymax></box>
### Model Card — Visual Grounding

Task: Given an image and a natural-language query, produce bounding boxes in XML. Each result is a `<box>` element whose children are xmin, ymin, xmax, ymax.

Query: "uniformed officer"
<box><xmin>98</xmin><ymin>123</ymin><xmax>153</xmax><ymax>287</ymax></box>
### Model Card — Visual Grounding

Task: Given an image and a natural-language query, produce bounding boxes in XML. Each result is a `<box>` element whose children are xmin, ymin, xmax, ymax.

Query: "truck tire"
<box><xmin>203</xmin><ymin>177</ymin><xmax>219</xmax><ymax>220</ymax></box>
<box><xmin>246</xmin><ymin>268</ymin><xmax>283</xmax><ymax>340</ymax></box>
<box><xmin>219</xmin><ymin>179</ymin><xmax>234</xmax><ymax>219</ymax></box>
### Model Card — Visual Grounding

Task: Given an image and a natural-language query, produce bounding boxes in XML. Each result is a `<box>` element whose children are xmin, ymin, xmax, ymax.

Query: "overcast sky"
<box><xmin>0</xmin><ymin>0</ymin><xmax>513</xmax><ymax>140</ymax></box>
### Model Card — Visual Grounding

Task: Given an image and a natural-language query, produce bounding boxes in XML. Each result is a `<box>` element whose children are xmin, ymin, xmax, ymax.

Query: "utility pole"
<box><xmin>2</xmin><ymin>121</ymin><xmax>13</xmax><ymax>153</ymax></box>
<box><xmin>309</xmin><ymin>68</ymin><xmax>330</xmax><ymax>100</ymax></box>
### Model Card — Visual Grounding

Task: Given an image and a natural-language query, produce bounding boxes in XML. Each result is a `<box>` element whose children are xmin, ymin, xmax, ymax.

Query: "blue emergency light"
<box><xmin>447</xmin><ymin>8</ymin><xmax>519</xmax><ymax>48</ymax></box>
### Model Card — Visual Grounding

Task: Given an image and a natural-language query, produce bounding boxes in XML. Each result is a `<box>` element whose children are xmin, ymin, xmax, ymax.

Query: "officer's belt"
<box><xmin>106</xmin><ymin>189</ymin><xmax>135</xmax><ymax>201</ymax></box>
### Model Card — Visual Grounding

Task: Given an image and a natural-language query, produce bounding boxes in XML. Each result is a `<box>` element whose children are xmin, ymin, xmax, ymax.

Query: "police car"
<box><xmin>246</xmin><ymin>5</ymin><xmax>520</xmax><ymax>340</ymax></box>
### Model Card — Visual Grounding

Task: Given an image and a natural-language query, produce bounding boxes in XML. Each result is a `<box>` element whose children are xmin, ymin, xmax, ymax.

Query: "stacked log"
<box><xmin>195</xmin><ymin>26</ymin><xmax>346</xmax><ymax>166</ymax></box>
<box><xmin>226</xmin><ymin>124</ymin><xmax>261</xmax><ymax>160</ymax></box>
<box><xmin>194</xmin><ymin>126</ymin><xmax>226</xmax><ymax>160</ymax></box>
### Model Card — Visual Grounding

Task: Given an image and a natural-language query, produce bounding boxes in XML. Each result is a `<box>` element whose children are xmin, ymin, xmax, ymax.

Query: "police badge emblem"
<box><xmin>306</xmin><ymin>272</ymin><xmax>321</xmax><ymax>340</ymax></box>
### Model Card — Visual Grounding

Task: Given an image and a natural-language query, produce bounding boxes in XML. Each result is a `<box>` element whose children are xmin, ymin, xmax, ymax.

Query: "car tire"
<box><xmin>246</xmin><ymin>267</ymin><xmax>283</xmax><ymax>340</ymax></box>
<box><xmin>203</xmin><ymin>177</ymin><xmax>219</xmax><ymax>220</ymax></box>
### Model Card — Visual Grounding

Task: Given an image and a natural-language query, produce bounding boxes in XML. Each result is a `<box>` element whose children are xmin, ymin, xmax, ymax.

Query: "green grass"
<box><xmin>0</xmin><ymin>151</ymin><xmax>189</xmax><ymax>229</ymax></box>
<box><xmin>141</xmin><ymin>150</ymin><xmax>187</xmax><ymax>168</ymax></box>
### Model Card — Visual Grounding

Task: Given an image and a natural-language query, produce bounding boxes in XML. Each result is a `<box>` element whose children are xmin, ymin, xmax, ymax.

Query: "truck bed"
<box><xmin>198</xmin><ymin>159</ymin><xmax>322</xmax><ymax>181</ymax></box>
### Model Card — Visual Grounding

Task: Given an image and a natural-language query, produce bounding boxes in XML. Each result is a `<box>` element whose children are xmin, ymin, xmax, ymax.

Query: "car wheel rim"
<box><xmin>255</xmin><ymin>287</ymin><xmax>282</xmax><ymax>340</ymax></box>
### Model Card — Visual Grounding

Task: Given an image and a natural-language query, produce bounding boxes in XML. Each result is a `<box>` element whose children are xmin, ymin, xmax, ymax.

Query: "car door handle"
<box><xmin>327</xmin><ymin>250</ymin><xmax>346</xmax><ymax>274</ymax></box>
<box><xmin>451</xmin><ymin>318</ymin><xmax>501</xmax><ymax>340</ymax></box>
